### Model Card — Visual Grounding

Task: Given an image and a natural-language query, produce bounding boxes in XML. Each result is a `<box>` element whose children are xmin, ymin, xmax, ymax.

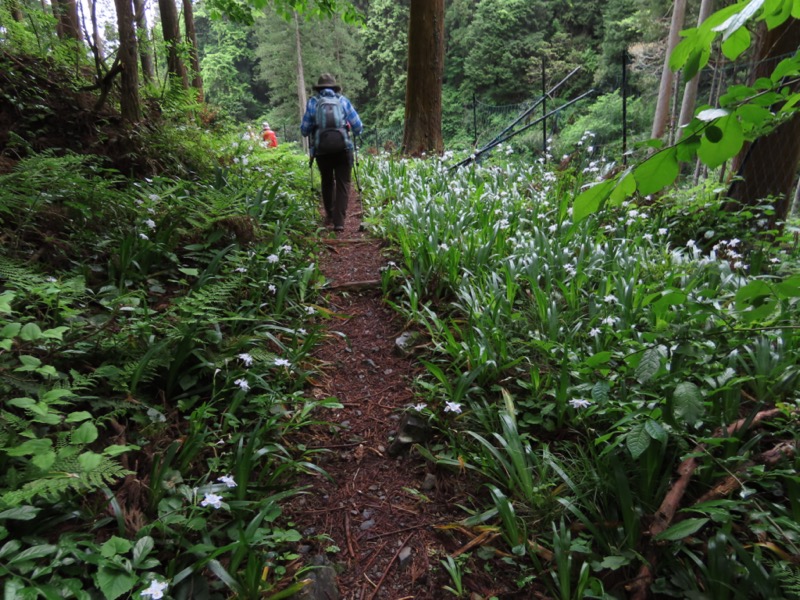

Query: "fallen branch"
<box><xmin>628</xmin><ymin>407</ymin><xmax>784</xmax><ymax>600</ymax></box>
<box><xmin>367</xmin><ymin>531</ymin><xmax>415</xmax><ymax>600</ymax></box>
<box><xmin>693</xmin><ymin>440</ymin><xmax>796</xmax><ymax>505</ymax></box>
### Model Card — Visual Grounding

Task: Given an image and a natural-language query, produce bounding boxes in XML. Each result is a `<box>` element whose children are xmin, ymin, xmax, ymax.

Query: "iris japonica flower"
<box><xmin>267</xmin><ymin>254</ymin><xmax>279</xmax><ymax>263</ymax></box>
<box><xmin>238</xmin><ymin>353</ymin><xmax>254</xmax><ymax>366</ymax></box>
<box><xmin>444</xmin><ymin>401</ymin><xmax>463</xmax><ymax>414</ymax></box>
<box><xmin>200</xmin><ymin>492</ymin><xmax>223</xmax><ymax>509</ymax></box>
<box><xmin>140</xmin><ymin>580</ymin><xmax>168</xmax><ymax>599</ymax></box>
<box><xmin>274</xmin><ymin>358</ymin><xmax>291</xmax><ymax>367</ymax></box>
<box><xmin>234</xmin><ymin>378</ymin><xmax>249</xmax><ymax>391</ymax></box>
<box><xmin>569</xmin><ymin>398</ymin><xmax>592</xmax><ymax>409</ymax></box>
<box><xmin>218</xmin><ymin>475</ymin><xmax>237</xmax><ymax>488</ymax></box>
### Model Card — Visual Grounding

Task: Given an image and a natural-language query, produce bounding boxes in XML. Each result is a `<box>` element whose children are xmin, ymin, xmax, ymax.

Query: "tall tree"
<box><xmin>183</xmin><ymin>0</ymin><xmax>204</xmax><ymax>100</ymax></box>
<box><xmin>651</xmin><ymin>0</ymin><xmax>687</xmax><ymax>139</ymax></box>
<box><xmin>159</xmin><ymin>0</ymin><xmax>189</xmax><ymax>88</ymax></box>
<box><xmin>5</xmin><ymin>0</ymin><xmax>24</xmax><ymax>21</ymax></box>
<box><xmin>677</xmin><ymin>0</ymin><xmax>714</xmax><ymax>128</ymax></box>
<box><xmin>727</xmin><ymin>19</ymin><xmax>800</xmax><ymax>224</ymax></box>
<box><xmin>54</xmin><ymin>0</ymin><xmax>82</xmax><ymax>40</ymax></box>
<box><xmin>402</xmin><ymin>0</ymin><xmax>444</xmax><ymax>156</ymax></box>
<box><xmin>114</xmin><ymin>0</ymin><xmax>141</xmax><ymax>121</ymax></box>
<box><xmin>133</xmin><ymin>0</ymin><xmax>156</xmax><ymax>83</ymax></box>
<box><xmin>293</xmin><ymin>10</ymin><xmax>307</xmax><ymax>150</ymax></box>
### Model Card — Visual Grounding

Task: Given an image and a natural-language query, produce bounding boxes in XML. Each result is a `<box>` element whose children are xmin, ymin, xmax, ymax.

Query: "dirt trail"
<box><xmin>286</xmin><ymin>188</ymin><xmax>469</xmax><ymax>600</ymax></box>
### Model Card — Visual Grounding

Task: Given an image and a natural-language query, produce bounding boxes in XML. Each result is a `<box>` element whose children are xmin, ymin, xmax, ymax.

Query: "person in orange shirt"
<box><xmin>262</xmin><ymin>122</ymin><xmax>278</xmax><ymax>148</ymax></box>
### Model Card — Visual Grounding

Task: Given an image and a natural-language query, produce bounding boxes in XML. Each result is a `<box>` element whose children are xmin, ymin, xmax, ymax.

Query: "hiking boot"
<box><xmin>334</xmin><ymin>225</ymin><xmax>344</xmax><ymax>232</ymax></box>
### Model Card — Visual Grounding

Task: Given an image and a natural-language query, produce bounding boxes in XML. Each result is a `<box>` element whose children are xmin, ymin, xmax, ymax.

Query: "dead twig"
<box><xmin>628</xmin><ymin>407</ymin><xmax>785</xmax><ymax>600</ymax></box>
<box><xmin>367</xmin><ymin>532</ymin><xmax>415</xmax><ymax>600</ymax></box>
<box><xmin>345</xmin><ymin>511</ymin><xmax>357</xmax><ymax>559</ymax></box>
<box><xmin>327</xmin><ymin>279</ymin><xmax>381</xmax><ymax>292</ymax></box>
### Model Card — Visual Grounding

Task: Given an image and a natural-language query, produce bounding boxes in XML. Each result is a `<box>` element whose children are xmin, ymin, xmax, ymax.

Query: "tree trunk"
<box><xmin>158</xmin><ymin>0</ymin><xmax>189</xmax><ymax>89</ymax></box>
<box><xmin>727</xmin><ymin>19</ymin><xmax>800</xmax><ymax>225</ymax></box>
<box><xmin>677</xmin><ymin>0</ymin><xmax>714</xmax><ymax>128</ymax></box>
<box><xmin>54</xmin><ymin>0</ymin><xmax>82</xmax><ymax>41</ymax></box>
<box><xmin>182</xmin><ymin>0</ymin><xmax>204</xmax><ymax>101</ymax></box>
<box><xmin>113</xmin><ymin>0</ymin><xmax>140</xmax><ymax>122</ymax></box>
<box><xmin>5</xmin><ymin>0</ymin><xmax>23</xmax><ymax>21</ymax></box>
<box><xmin>651</xmin><ymin>0</ymin><xmax>687</xmax><ymax>139</ymax></box>
<box><xmin>294</xmin><ymin>11</ymin><xmax>309</xmax><ymax>154</ymax></box>
<box><xmin>402</xmin><ymin>0</ymin><xmax>444</xmax><ymax>156</ymax></box>
<box><xmin>89</xmin><ymin>0</ymin><xmax>105</xmax><ymax>60</ymax></box>
<box><xmin>133</xmin><ymin>0</ymin><xmax>155</xmax><ymax>83</ymax></box>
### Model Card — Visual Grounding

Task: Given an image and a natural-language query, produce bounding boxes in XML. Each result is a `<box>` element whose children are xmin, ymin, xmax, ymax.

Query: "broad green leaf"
<box><xmin>634</xmin><ymin>148</ymin><xmax>679</xmax><ymax>195</ymax></box>
<box><xmin>0</xmin><ymin>291</ymin><xmax>14</xmax><ymax>313</ymax></box>
<box><xmin>0</xmin><ymin>323</ymin><xmax>22</xmax><ymax>338</ymax></box>
<box><xmin>19</xmin><ymin>323</ymin><xmax>43</xmax><ymax>341</ymax></box>
<box><xmin>6</xmin><ymin>397</ymin><xmax>36</xmax><ymax>409</ymax></box>
<box><xmin>585</xmin><ymin>351</ymin><xmax>613</xmax><ymax>368</ymax></box>
<box><xmin>71</xmin><ymin>422</ymin><xmax>99</xmax><ymax>445</ymax></box>
<box><xmin>635</xmin><ymin>347</ymin><xmax>662</xmax><ymax>384</ymax></box>
<box><xmin>793</xmin><ymin>0</ymin><xmax>800</xmax><ymax>18</ymax></box>
<box><xmin>735</xmin><ymin>280</ymin><xmax>777</xmax><ymax>321</ymax></box>
<box><xmin>41</xmin><ymin>388</ymin><xmax>74</xmax><ymax>402</ymax></box>
<box><xmin>78</xmin><ymin>451</ymin><xmax>103</xmax><ymax>471</ymax></box>
<box><xmin>132</xmin><ymin>536</ymin><xmax>155</xmax><ymax>567</ymax></box>
<box><xmin>572</xmin><ymin>179</ymin><xmax>615</xmax><ymax>223</ymax></box>
<box><xmin>7</xmin><ymin>544</ymin><xmax>57</xmax><ymax>565</ymax></box>
<box><xmin>626</xmin><ymin>422</ymin><xmax>651</xmax><ymax>459</ymax></box>
<box><xmin>712</xmin><ymin>0</ymin><xmax>765</xmax><ymax>40</ymax></box>
<box><xmin>96</xmin><ymin>566</ymin><xmax>137</xmax><ymax>600</ymax></box>
<box><xmin>178</xmin><ymin>267</ymin><xmax>199</xmax><ymax>277</ymax></box>
<box><xmin>721</xmin><ymin>26</ymin><xmax>750</xmax><ymax>60</ymax></box>
<box><xmin>608</xmin><ymin>171</ymin><xmax>636</xmax><ymax>206</ymax></box>
<box><xmin>764</xmin><ymin>0</ymin><xmax>793</xmax><ymax>28</ymax></box>
<box><xmin>0</xmin><ymin>540</ymin><xmax>22</xmax><ymax>559</ymax></box>
<box><xmin>0</xmin><ymin>506</ymin><xmax>40</xmax><ymax>521</ymax></box>
<box><xmin>104</xmin><ymin>444</ymin><xmax>138</xmax><ymax>456</ymax></box>
<box><xmin>776</xmin><ymin>274</ymin><xmax>800</xmax><ymax>298</ymax></box>
<box><xmin>655</xmin><ymin>517</ymin><xmax>709</xmax><ymax>541</ymax></box>
<box><xmin>698</xmin><ymin>115</ymin><xmax>744</xmax><ymax>168</ymax></box>
<box><xmin>592</xmin><ymin>381</ymin><xmax>610</xmax><ymax>403</ymax></box>
<box><xmin>735</xmin><ymin>104</ymin><xmax>773</xmax><ymax>125</ymax></box>
<box><xmin>16</xmin><ymin>355</ymin><xmax>41</xmax><ymax>370</ymax></box>
<box><xmin>673</xmin><ymin>382</ymin><xmax>705</xmax><ymax>423</ymax></box>
<box><xmin>101</xmin><ymin>536</ymin><xmax>133</xmax><ymax>558</ymax></box>
<box><xmin>6</xmin><ymin>438</ymin><xmax>53</xmax><ymax>457</ymax></box>
<box><xmin>596</xmin><ymin>555</ymin><xmax>632</xmax><ymax>570</ymax></box>
<box><xmin>42</xmin><ymin>326</ymin><xmax>68</xmax><ymax>340</ymax></box>
<box><xmin>32</xmin><ymin>450</ymin><xmax>56</xmax><ymax>471</ymax></box>
<box><xmin>64</xmin><ymin>411</ymin><xmax>93</xmax><ymax>423</ymax></box>
<box><xmin>644</xmin><ymin>419</ymin><xmax>668</xmax><ymax>444</ymax></box>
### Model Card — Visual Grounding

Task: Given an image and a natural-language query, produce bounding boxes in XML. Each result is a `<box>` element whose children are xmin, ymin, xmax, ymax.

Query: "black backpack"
<box><xmin>313</xmin><ymin>95</ymin><xmax>349</xmax><ymax>155</ymax></box>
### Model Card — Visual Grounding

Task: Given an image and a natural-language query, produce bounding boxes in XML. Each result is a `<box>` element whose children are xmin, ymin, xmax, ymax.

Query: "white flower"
<box><xmin>658</xmin><ymin>228</ymin><xmax>668</xmax><ymax>235</ymax></box>
<box><xmin>643</xmin><ymin>233</ymin><xmax>653</xmax><ymax>241</ymax></box>
<box><xmin>235</xmin><ymin>267</ymin><xmax>247</xmax><ymax>273</ymax></box>
<box><xmin>274</xmin><ymin>358</ymin><xmax>291</xmax><ymax>367</ymax></box>
<box><xmin>141</xmin><ymin>579</ymin><xmax>169</xmax><ymax>599</ymax></box>
<box><xmin>588</xmin><ymin>328</ymin><xmax>601</xmax><ymax>338</ymax></box>
<box><xmin>728</xmin><ymin>238</ymin><xmax>741</xmax><ymax>247</ymax></box>
<box><xmin>238</xmin><ymin>353</ymin><xmax>254</xmax><ymax>366</ymax></box>
<box><xmin>686</xmin><ymin>239</ymin><xmax>696</xmax><ymax>248</ymax></box>
<box><xmin>444</xmin><ymin>401</ymin><xmax>463</xmax><ymax>414</ymax></box>
<box><xmin>601</xmin><ymin>316</ymin><xmax>617</xmax><ymax>326</ymax></box>
<box><xmin>234</xmin><ymin>378</ymin><xmax>249</xmax><ymax>391</ymax></box>
<box><xmin>296</xmin><ymin>328</ymin><xmax>307</xmax><ymax>336</ymax></box>
<box><xmin>200</xmin><ymin>492</ymin><xmax>224</xmax><ymax>509</ymax></box>
<box><xmin>281</xmin><ymin>245</ymin><xmax>292</xmax><ymax>253</ymax></box>
<box><xmin>603</xmin><ymin>294</ymin><xmax>618</xmax><ymax>304</ymax></box>
<box><xmin>218</xmin><ymin>475</ymin><xmax>237</xmax><ymax>488</ymax></box>
<box><xmin>148</xmin><ymin>193</ymin><xmax>160</xmax><ymax>202</ymax></box>
<box><xmin>46</xmin><ymin>276</ymin><xmax>57</xmax><ymax>283</ymax></box>
<box><xmin>413</xmin><ymin>403</ymin><xmax>427</xmax><ymax>412</ymax></box>
<box><xmin>145</xmin><ymin>219</ymin><xmax>156</xmax><ymax>229</ymax></box>
<box><xmin>569</xmin><ymin>398</ymin><xmax>592</xmax><ymax>409</ymax></box>
<box><xmin>268</xmin><ymin>284</ymin><xmax>277</xmax><ymax>294</ymax></box>
<box><xmin>548</xmin><ymin>223</ymin><xmax>558</xmax><ymax>233</ymax></box>
<box><xmin>267</xmin><ymin>254</ymin><xmax>279</xmax><ymax>263</ymax></box>
<box><xmin>139</xmin><ymin>233</ymin><xmax>149</xmax><ymax>240</ymax></box>
<box><xmin>242</xmin><ymin>156</ymin><xmax>249</xmax><ymax>166</ymax></box>
<box><xmin>305</xmin><ymin>306</ymin><xmax>316</xmax><ymax>315</ymax></box>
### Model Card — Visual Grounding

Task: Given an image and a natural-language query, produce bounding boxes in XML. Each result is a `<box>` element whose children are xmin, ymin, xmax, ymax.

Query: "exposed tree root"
<box><xmin>627</xmin><ymin>408</ymin><xmax>786</xmax><ymax>600</ymax></box>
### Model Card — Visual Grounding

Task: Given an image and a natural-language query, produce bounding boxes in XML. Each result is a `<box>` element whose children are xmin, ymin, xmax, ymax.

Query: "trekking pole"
<box><xmin>309</xmin><ymin>155</ymin><xmax>315</xmax><ymax>193</ymax></box>
<box><xmin>352</xmin><ymin>133</ymin><xmax>362</xmax><ymax>194</ymax></box>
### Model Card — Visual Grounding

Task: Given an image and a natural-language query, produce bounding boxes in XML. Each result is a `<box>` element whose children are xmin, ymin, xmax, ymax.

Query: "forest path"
<box><xmin>285</xmin><ymin>184</ymin><xmax>505</xmax><ymax>600</ymax></box>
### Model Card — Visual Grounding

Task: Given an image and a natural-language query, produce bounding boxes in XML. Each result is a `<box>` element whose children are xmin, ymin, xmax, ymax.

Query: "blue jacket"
<box><xmin>301</xmin><ymin>89</ymin><xmax>363</xmax><ymax>156</ymax></box>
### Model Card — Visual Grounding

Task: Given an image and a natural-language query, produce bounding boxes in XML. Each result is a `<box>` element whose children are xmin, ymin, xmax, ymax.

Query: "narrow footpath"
<box><xmin>286</xmin><ymin>188</ymin><xmax>518</xmax><ymax>600</ymax></box>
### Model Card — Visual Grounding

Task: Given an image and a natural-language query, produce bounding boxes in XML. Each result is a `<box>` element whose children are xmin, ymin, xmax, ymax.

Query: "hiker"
<box><xmin>301</xmin><ymin>73</ymin><xmax>363</xmax><ymax>232</ymax></box>
<box><xmin>262</xmin><ymin>122</ymin><xmax>278</xmax><ymax>148</ymax></box>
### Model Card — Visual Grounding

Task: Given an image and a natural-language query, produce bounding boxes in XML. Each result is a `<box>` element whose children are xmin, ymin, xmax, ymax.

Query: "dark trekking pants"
<box><xmin>315</xmin><ymin>150</ymin><xmax>353</xmax><ymax>228</ymax></box>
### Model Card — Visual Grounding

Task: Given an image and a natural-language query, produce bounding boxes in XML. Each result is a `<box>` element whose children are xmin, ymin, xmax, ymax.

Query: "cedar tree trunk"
<box><xmin>133</xmin><ymin>0</ymin><xmax>155</xmax><ymax>83</ymax></box>
<box><xmin>182</xmin><ymin>0</ymin><xmax>204</xmax><ymax>101</ymax></box>
<box><xmin>158</xmin><ymin>0</ymin><xmax>189</xmax><ymax>89</ymax></box>
<box><xmin>113</xmin><ymin>0</ymin><xmax>140</xmax><ymax>121</ymax></box>
<box><xmin>651</xmin><ymin>0</ymin><xmax>687</xmax><ymax>139</ymax></box>
<box><xmin>402</xmin><ymin>0</ymin><xmax>444</xmax><ymax>157</ymax></box>
<box><xmin>54</xmin><ymin>0</ymin><xmax>81</xmax><ymax>40</ymax></box>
